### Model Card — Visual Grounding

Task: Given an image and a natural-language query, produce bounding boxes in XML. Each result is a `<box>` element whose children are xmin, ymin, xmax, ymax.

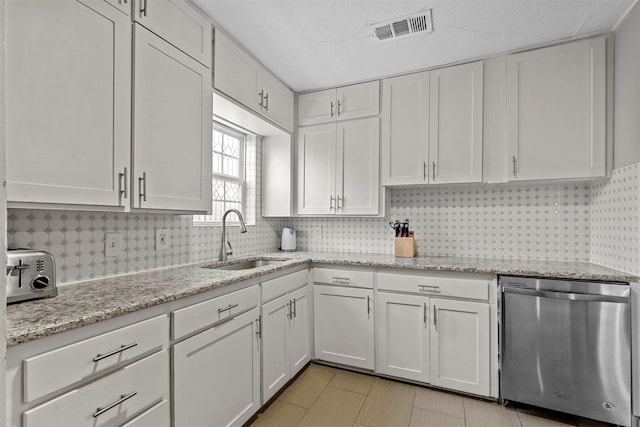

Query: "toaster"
<box><xmin>6</xmin><ymin>249</ymin><xmax>57</xmax><ymax>304</ymax></box>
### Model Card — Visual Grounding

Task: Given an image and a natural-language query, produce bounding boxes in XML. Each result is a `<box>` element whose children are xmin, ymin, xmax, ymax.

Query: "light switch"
<box><xmin>156</xmin><ymin>229</ymin><xmax>169</xmax><ymax>251</ymax></box>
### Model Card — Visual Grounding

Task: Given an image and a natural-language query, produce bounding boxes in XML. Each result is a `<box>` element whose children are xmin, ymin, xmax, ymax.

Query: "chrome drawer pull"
<box><xmin>218</xmin><ymin>303</ymin><xmax>239</xmax><ymax>314</ymax></box>
<box><xmin>332</xmin><ymin>276</ymin><xmax>350</xmax><ymax>284</ymax></box>
<box><xmin>93</xmin><ymin>342</ymin><xmax>138</xmax><ymax>362</ymax></box>
<box><xmin>93</xmin><ymin>391</ymin><xmax>137</xmax><ymax>417</ymax></box>
<box><xmin>418</xmin><ymin>284</ymin><xmax>440</xmax><ymax>293</ymax></box>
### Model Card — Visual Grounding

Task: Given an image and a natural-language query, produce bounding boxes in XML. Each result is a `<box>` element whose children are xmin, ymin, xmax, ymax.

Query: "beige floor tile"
<box><xmin>250</xmin><ymin>400</ymin><xmax>307</xmax><ymax>427</ymax></box>
<box><xmin>518</xmin><ymin>411</ymin><xmax>576</xmax><ymax>427</ymax></box>
<box><xmin>409</xmin><ymin>407</ymin><xmax>465</xmax><ymax>427</ymax></box>
<box><xmin>576</xmin><ymin>417</ymin><xmax>610</xmax><ymax>427</ymax></box>
<box><xmin>298</xmin><ymin>386</ymin><xmax>366</xmax><ymax>427</ymax></box>
<box><xmin>353</xmin><ymin>424</ymin><xmax>368</xmax><ymax>427</ymax></box>
<box><xmin>356</xmin><ymin>378</ymin><xmax>416</xmax><ymax>427</ymax></box>
<box><xmin>464</xmin><ymin>397</ymin><xmax>521</xmax><ymax>427</ymax></box>
<box><xmin>413</xmin><ymin>387</ymin><xmax>465</xmax><ymax>418</ymax></box>
<box><xmin>278</xmin><ymin>364</ymin><xmax>339</xmax><ymax>409</ymax></box>
<box><xmin>329</xmin><ymin>370</ymin><xmax>376</xmax><ymax>395</ymax></box>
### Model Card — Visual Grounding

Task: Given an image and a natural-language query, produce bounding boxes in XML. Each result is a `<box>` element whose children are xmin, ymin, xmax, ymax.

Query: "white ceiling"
<box><xmin>192</xmin><ymin>0</ymin><xmax>634</xmax><ymax>92</ymax></box>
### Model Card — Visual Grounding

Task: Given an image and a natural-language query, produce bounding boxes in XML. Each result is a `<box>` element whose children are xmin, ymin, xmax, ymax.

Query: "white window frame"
<box><xmin>193</xmin><ymin>123</ymin><xmax>246</xmax><ymax>226</ymax></box>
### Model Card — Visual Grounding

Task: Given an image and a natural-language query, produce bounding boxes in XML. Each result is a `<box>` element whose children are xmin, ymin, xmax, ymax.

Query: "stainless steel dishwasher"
<box><xmin>500</xmin><ymin>276</ymin><xmax>631</xmax><ymax>426</ymax></box>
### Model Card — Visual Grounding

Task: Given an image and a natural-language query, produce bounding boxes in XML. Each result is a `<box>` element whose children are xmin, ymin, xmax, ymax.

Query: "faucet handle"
<box><xmin>226</xmin><ymin>241</ymin><xmax>233</xmax><ymax>256</ymax></box>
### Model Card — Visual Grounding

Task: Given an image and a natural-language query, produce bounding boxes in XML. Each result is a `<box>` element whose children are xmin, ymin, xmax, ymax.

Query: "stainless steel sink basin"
<box><xmin>204</xmin><ymin>258</ymin><xmax>288</xmax><ymax>271</ymax></box>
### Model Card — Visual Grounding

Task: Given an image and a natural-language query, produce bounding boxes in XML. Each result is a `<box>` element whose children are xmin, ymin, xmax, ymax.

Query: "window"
<box><xmin>193</xmin><ymin>124</ymin><xmax>245</xmax><ymax>225</ymax></box>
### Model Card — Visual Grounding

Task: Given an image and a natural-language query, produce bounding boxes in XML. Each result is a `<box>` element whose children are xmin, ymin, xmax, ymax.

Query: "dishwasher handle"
<box><xmin>504</xmin><ymin>286</ymin><xmax>628</xmax><ymax>303</ymax></box>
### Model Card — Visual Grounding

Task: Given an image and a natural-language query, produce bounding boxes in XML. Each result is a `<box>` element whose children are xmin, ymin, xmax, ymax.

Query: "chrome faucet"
<box><xmin>220</xmin><ymin>208</ymin><xmax>247</xmax><ymax>261</ymax></box>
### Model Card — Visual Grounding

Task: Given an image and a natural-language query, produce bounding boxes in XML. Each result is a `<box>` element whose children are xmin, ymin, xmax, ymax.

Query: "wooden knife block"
<box><xmin>394</xmin><ymin>236</ymin><xmax>416</xmax><ymax>257</ymax></box>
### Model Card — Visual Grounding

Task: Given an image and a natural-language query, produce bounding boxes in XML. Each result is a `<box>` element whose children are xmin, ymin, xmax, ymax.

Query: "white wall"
<box><xmin>614</xmin><ymin>0</ymin><xmax>640</xmax><ymax>168</ymax></box>
<box><xmin>1</xmin><ymin>0</ymin><xmax>8</xmax><ymax>419</ymax></box>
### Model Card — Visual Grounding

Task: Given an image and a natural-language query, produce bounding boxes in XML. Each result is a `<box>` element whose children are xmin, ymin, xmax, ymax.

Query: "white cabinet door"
<box><xmin>337</xmin><ymin>81</ymin><xmax>380</xmax><ymax>121</ymax></box>
<box><xmin>430</xmin><ymin>299</ymin><xmax>490</xmax><ymax>396</ymax></box>
<box><xmin>381</xmin><ymin>72</ymin><xmax>430</xmax><ymax>185</ymax></box>
<box><xmin>376</xmin><ymin>292</ymin><xmax>430</xmax><ymax>383</ymax></box>
<box><xmin>337</xmin><ymin>117</ymin><xmax>380</xmax><ymax>215</ymax></box>
<box><xmin>507</xmin><ymin>37</ymin><xmax>607</xmax><ymax>181</ymax></box>
<box><xmin>289</xmin><ymin>286</ymin><xmax>312</xmax><ymax>376</ymax></box>
<box><xmin>133</xmin><ymin>25</ymin><xmax>212</xmax><ymax>212</ymax></box>
<box><xmin>262</xmin><ymin>294</ymin><xmax>291</xmax><ymax>403</ymax></box>
<box><xmin>132</xmin><ymin>0</ymin><xmax>211</xmax><ymax>66</ymax></box>
<box><xmin>173</xmin><ymin>308</ymin><xmax>261</xmax><ymax>427</ymax></box>
<box><xmin>261</xmin><ymin>70</ymin><xmax>295</xmax><ymax>131</ymax></box>
<box><xmin>214</xmin><ymin>29</ymin><xmax>262</xmax><ymax>114</ymax></box>
<box><xmin>297</xmin><ymin>124</ymin><xmax>337</xmax><ymax>215</ymax></box>
<box><xmin>314</xmin><ymin>285</ymin><xmax>374</xmax><ymax>370</ymax></box>
<box><xmin>298</xmin><ymin>89</ymin><xmax>337</xmax><ymax>126</ymax></box>
<box><xmin>429</xmin><ymin>62</ymin><xmax>483</xmax><ymax>184</ymax></box>
<box><xmin>5</xmin><ymin>0</ymin><xmax>131</xmax><ymax>208</ymax></box>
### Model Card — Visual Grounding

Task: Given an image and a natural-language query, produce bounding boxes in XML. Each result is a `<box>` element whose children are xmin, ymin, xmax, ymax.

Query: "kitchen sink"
<box><xmin>204</xmin><ymin>258</ymin><xmax>288</xmax><ymax>271</ymax></box>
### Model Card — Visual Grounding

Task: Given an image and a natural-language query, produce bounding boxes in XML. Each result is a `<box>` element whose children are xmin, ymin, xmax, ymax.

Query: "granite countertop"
<box><xmin>6</xmin><ymin>251</ymin><xmax>638</xmax><ymax>346</ymax></box>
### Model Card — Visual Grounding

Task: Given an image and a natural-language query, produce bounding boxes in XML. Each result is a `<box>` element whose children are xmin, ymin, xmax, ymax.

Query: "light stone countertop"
<box><xmin>6</xmin><ymin>251</ymin><xmax>638</xmax><ymax>346</ymax></box>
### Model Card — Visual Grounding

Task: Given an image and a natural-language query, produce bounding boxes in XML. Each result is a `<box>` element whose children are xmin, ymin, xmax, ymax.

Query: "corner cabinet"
<box><xmin>297</xmin><ymin>117</ymin><xmax>380</xmax><ymax>216</ymax></box>
<box><xmin>214</xmin><ymin>29</ymin><xmax>294</xmax><ymax>131</ymax></box>
<box><xmin>506</xmin><ymin>36</ymin><xmax>608</xmax><ymax>181</ymax></box>
<box><xmin>381</xmin><ymin>61</ymin><xmax>483</xmax><ymax>186</ymax></box>
<box><xmin>132</xmin><ymin>25</ymin><xmax>212</xmax><ymax>212</ymax></box>
<box><xmin>5</xmin><ymin>0</ymin><xmax>131</xmax><ymax>208</ymax></box>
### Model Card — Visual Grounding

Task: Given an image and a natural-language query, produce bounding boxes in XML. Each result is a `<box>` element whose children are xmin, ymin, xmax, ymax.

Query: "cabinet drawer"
<box><xmin>172</xmin><ymin>285</ymin><xmax>259</xmax><ymax>340</ymax></box>
<box><xmin>24</xmin><ymin>315</ymin><xmax>168</xmax><ymax>403</ymax></box>
<box><xmin>313</xmin><ymin>268</ymin><xmax>374</xmax><ymax>289</ymax></box>
<box><xmin>262</xmin><ymin>269</ymin><xmax>308</xmax><ymax>302</ymax></box>
<box><xmin>122</xmin><ymin>400</ymin><xmax>170</xmax><ymax>427</ymax></box>
<box><xmin>377</xmin><ymin>272</ymin><xmax>489</xmax><ymax>300</ymax></box>
<box><xmin>24</xmin><ymin>350</ymin><xmax>169</xmax><ymax>427</ymax></box>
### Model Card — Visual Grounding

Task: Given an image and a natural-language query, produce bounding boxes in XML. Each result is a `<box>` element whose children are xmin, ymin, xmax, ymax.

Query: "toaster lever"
<box><xmin>6</xmin><ymin>262</ymin><xmax>30</xmax><ymax>274</ymax></box>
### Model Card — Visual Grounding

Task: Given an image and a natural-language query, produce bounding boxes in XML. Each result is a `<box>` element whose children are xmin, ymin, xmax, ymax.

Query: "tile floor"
<box><xmin>249</xmin><ymin>363</ymin><xmax>611</xmax><ymax>427</ymax></box>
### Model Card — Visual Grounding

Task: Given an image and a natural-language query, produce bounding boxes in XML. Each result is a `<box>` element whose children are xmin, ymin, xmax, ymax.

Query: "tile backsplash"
<box><xmin>7</xmin><ymin>162</ymin><xmax>640</xmax><ymax>283</ymax></box>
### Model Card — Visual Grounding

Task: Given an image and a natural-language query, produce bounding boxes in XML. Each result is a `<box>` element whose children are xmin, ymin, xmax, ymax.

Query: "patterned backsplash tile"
<box><xmin>7</xmin><ymin>162</ymin><xmax>640</xmax><ymax>283</ymax></box>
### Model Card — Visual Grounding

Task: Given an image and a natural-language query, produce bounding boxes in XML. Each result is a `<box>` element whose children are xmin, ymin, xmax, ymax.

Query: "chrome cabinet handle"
<box><xmin>293</xmin><ymin>298</ymin><xmax>297</xmax><ymax>318</ymax></box>
<box><xmin>330</xmin><ymin>101</ymin><xmax>335</xmax><ymax>117</ymax></box>
<box><xmin>433</xmin><ymin>305</ymin><xmax>437</xmax><ymax>330</ymax></box>
<box><xmin>218</xmin><ymin>303</ymin><xmax>239</xmax><ymax>314</ymax></box>
<box><xmin>366</xmin><ymin>295</ymin><xmax>371</xmax><ymax>317</ymax></box>
<box><xmin>118</xmin><ymin>167</ymin><xmax>128</xmax><ymax>203</ymax></box>
<box><xmin>330</xmin><ymin>195</ymin><xmax>335</xmax><ymax>210</ymax></box>
<box><xmin>93</xmin><ymin>343</ymin><xmax>138</xmax><ymax>362</ymax></box>
<box><xmin>423</xmin><ymin>161</ymin><xmax>427</xmax><ymax>180</ymax></box>
<box><xmin>264</xmin><ymin>93</ymin><xmax>269</xmax><ymax>111</ymax></box>
<box><xmin>255</xmin><ymin>316</ymin><xmax>262</xmax><ymax>339</ymax></box>
<box><xmin>258</xmin><ymin>90</ymin><xmax>264</xmax><ymax>108</ymax></box>
<box><xmin>337</xmin><ymin>195</ymin><xmax>343</xmax><ymax>210</ymax></box>
<box><xmin>337</xmin><ymin>99</ymin><xmax>342</xmax><ymax>116</ymax></box>
<box><xmin>432</xmin><ymin>161</ymin><xmax>436</xmax><ymax>181</ymax></box>
<box><xmin>332</xmin><ymin>276</ymin><xmax>350</xmax><ymax>284</ymax></box>
<box><xmin>138</xmin><ymin>172</ymin><xmax>147</xmax><ymax>203</ymax></box>
<box><xmin>139</xmin><ymin>0</ymin><xmax>147</xmax><ymax>17</ymax></box>
<box><xmin>93</xmin><ymin>391</ymin><xmax>137</xmax><ymax>417</ymax></box>
<box><xmin>423</xmin><ymin>302</ymin><xmax>427</xmax><ymax>326</ymax></box>
<box><xmin>512</xmin><ymin>155</ymin><xmax>517</xmax><ymax>177</ymax></box>
<box><xmin>418</xmin><ymin>284</ymin><xmax>440</xmax><ymax>293</ymax></box>
<box><xmin>286</xmin><ymin>300</ymin><xmax>292</xmax><ymax>319</ymax></box>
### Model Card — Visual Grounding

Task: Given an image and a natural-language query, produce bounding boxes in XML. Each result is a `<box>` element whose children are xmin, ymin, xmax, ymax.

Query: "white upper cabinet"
<box><xmin>381</xmin><ymin>71</ymin><xmax>430</xmax><ymax>186</ymax></box>
<box><xmin>132</xmin><ymin>0</ymin><xmax>212</xmax><ymax>66</ymax></box>
<box><xmin>214</xmin><ymin>29</ymin><xmax>294</xmax><ymax>131</ymax></box>
<box><xmin>5</xmin><ymin>0</ymin><xmax>131</xmax><ymax>208</ymax></box>
<box><xmin>382</xmin><ymin>61</ymin><xmax>484</xmax><ymax>186</ymax></box>
<box><xmin>297</xmin><ymin>118</ymin><xmax>379</xmax><ymax>216</ymax></box>
<box><xmin>298</xmin><ymin>81</ymin><xmax>380</xmax><ymax>126</ymax></box>
<box><xmin>506</xmin><ymin>36</ymin><xmax>608</xmax><ymax>181</ymax></box>
<box><xmin>133</xmin><ymin>25</ymin><xmax>212</xmax><ymax>212</ymax></box>
<box><xmin>429</xmin><ymin>62</ymin><xmax>483</xmax><ymax>184</ymax></box>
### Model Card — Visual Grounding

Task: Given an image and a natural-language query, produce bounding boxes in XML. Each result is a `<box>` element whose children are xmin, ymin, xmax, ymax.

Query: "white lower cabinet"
<box><xmin>376</xmin><ymin>292</ymin><xmax>430</xmax><ymax>383</ymax></box>
<box><xmin>429</xmin><ymin>299</ymin><xmax>490</xmax><ymax>396</ymax></box>
<box><xmin>314</xmin><ymin>284</ymin><xmax>375</xmax><ymax>370</ymax></box>
<box><xmin>262</xmin><ymin>286</ymin><xmax>311</xmax><ymax>402</ymax></box>
<box><xmin>173</xmin><ymin>307</ymin><xmax>261</xmax><ymax>427</ymax></box>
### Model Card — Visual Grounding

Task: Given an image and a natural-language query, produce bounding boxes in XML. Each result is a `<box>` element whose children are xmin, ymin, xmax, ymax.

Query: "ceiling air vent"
<box><xmin>371</xmin><ymin>10</ymin><xmax>433</xmax><ymax>42</ymax></box>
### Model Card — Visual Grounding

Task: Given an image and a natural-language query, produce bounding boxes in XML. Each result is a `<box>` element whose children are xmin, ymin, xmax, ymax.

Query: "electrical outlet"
<box><xmin>155</xmin><ymin>229</ymin><xmax>169</xmax><ymax>251</ymax></box>
<box><xmin>312</xmin><ymin>226</ymin><xmax>322</xmax><ymax>239</ymax></box>
<box><xmin>105</xmin><ymin>232</ymin><xmax>122</xmax><ymax>257</ymax></box>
